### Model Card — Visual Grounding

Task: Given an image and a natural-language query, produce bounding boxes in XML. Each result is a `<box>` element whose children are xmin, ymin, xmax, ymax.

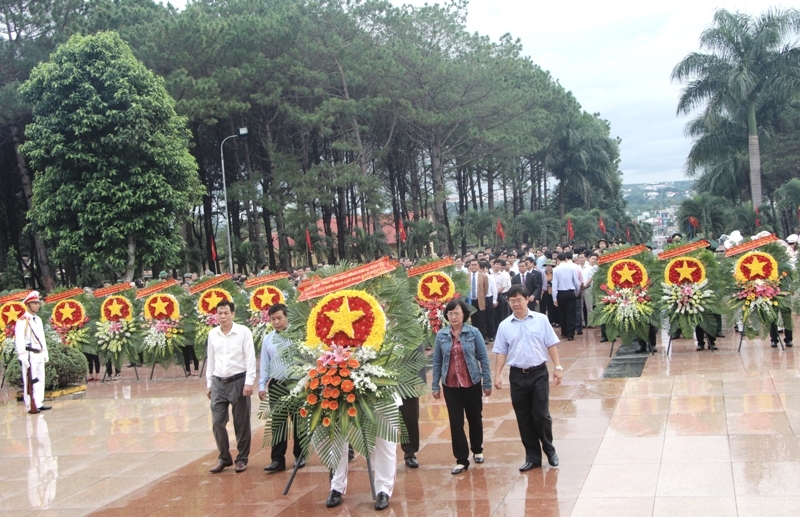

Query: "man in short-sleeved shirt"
<box><xmin>493</xmin><ymin>284</ymin><xmax>562</xmax><ymax>471</ymax></box>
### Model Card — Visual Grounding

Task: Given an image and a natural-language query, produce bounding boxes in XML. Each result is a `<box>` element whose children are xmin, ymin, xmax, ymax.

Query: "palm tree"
<box><xmin>512</xmin><ymin>211</ymin><xmax>559</xmax><ymax>247</ymax></box>
<box><xmin>678</xmin><ymin>194</ymin><xmax>731</xmax><ymax>239</ymax></box>
<box><xmin>672</xmin><ymin>8</ymin><xmax>800</xmax><ymax>210</ymax></box>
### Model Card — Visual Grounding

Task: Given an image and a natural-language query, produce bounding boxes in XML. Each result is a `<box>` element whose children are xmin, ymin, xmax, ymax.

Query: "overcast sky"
<box><xmin>168</xmin><ymin>0</ymin><xmax>783</xmax><ymax>184</ymax></box>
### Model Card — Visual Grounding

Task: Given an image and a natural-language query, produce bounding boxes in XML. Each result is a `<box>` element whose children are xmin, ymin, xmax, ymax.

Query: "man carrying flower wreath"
<box><xmin>259</xmin><ymin>304</ymin><xmax>305</xmax><ymax>472</ymax></box>
<box><xmin>206</xmin><ymin>300</ymin><xmax>256</xmax><ymax>474</ymax></box>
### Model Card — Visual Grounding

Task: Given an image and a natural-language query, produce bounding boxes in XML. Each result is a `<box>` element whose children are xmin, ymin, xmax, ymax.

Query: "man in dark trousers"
<box><xmin>466</xmin><ymin>259</ymin><xmax>489</xmax><ymax>338</ymax></box>
<box><xmin>551</xmin><ymin>252</ymin><xmax>581</xmax><ymax>341</ymax></box>
<box><xmin>511</xmin><ymin>259</ymin><xmax>541</xmax><ymax>312</ymax></box>
<box><xmin>399</xmin><ymin>344</ymin><xmax>426</xmax><ymax>468</ymax></box>
<box><xmin>206</xmin><ymin>300</ymin><xmax>256</xmax><ymax>474</ymax></box>
<box><xmin>493</xmin><ymin>285</ymin><xmax>563</xmax><ymax>471</ymax></box>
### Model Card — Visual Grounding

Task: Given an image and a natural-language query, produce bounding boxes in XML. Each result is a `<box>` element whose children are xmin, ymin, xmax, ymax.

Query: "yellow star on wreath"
<box><xmin>417</xmin><ymin>271</ymin><xmax>456</xmax><ymax>302</ymax></box>
<box><xmin>3</xmin><ymin>305</ymin><xmax>20</xmax><ymax>323</ymax></box>
<box><xmin>205</xmin><ymin>291</ymin><xmax>223</xmax><ymax>310</ymax></box>
<box><xmin>107</xmin><ymin>299</ymin><xmax>124</xmax><ymax>318</ymax></box>
<box><xmin>675</xmin><ymin>262</ymin><xmax>698</xmax><ymax>282</ymax></box>
<box><xmin>59</xmin><ymin>303</ymin><xmax>76</xmax><ymax>321</ymax></box>
<box><xmin>742</xmin><ymin>257</ymin><xmax>766</xmax><ymax>278</ymax></box>
<box><xmin>152</xmin><ymin>296</ymin><xmax>169</xmax><ymax>316</ymax></box>
<box><xmin>664</xmin><ymin>257</ymin><xmax>706</xmax><ymax>285</ymax></box>
<box><xmin>0</xmin><ymin>302</ymin><xmax>25</xmax><ymax>329</ymax></box>
<box><xmin>324</xmin><ymin>298</ymin><xmax>365</xmax><ymax>339</ymax></box>
<box><xmin>734</xmin><ymin>251</ymin><xmax>779</xmax><ymax>282</ymax></box>
<box><xmin>616</xmin><ymin>265</ymin><xmax>636</xmax><ymax>284</ymax></box>
<box><xmin>258</xmin><ymin>290</ymin><xmax>276</xmax><ymax>306</ymax></box>
<box><xmin>306</xmin><ymin>289</ymin><xmax>386</xmax><ymax>350</ymax></box>
<box><xmin>425</xmin><ymin>276</ymin><xmax>445</xmax><ymax>296</ymax></box>
<box><xmin>607</xmin><ymin>259</ymin><xmax>648</xmax><ymax>288</ymax></box>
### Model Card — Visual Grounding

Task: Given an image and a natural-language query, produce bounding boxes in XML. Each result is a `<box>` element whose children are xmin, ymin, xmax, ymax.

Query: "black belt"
<box><xmin>511</xmin><ymin>364</ymin><xmax>547</xmax><ymax>374</ymax></box>
<box><xmin>214</xmin><ymin>372</ymin><xmax>246</xmax><ymax>383</ymax></box>
<box><xmin>25</xmin><ymin>347</ymin><xmax>42</xmax><ymax>354</ymax></box>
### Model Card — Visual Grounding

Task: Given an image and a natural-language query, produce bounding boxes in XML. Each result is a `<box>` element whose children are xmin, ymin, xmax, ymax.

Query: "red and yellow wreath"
<box><xmin>197</xmin><ymin>288</ymin><xmax>232</xmax><ymax>316</ymax></box>
<box><xmin>735</xmin><ymin>252</ymin><xmax>778</xmax><ymax>282</ymax></box>
<box><xmin>51</xmin><ymin>299</ymin><xmax>87</xmax><ymax>328</ymax></box>
<box><xmin>0</xmin><ymin>302</ymin><xmax>26</xmax><ymax>330</ymax></box>
<box><xmin>664</xmin><ymin>257</ymin><xmax>706</xmax><ymax>285</ymax></box>
<box><xmin>417</xmin><ymin>272</ymin><xmax>456</xmax><ymax>303</ymax></box>
<box><xmin>607</xmin><ymin>259</ymin><xmax>648</xmax><ymax>289</ymax></box>
<box><xmin>143</xmin><ymin>293</ymin><xmax>180</xmax><ymax>320</ymax></box>
<box><xmin>100</xmin><ymin>296</ymin><xmax>133</xmax><ymax>322</ymax></box>
<box><xmin>249</xmin><ymin>285</ymin><xmax>285</xmax><ymax>312</ymax></box>
<box><xmin>306</xmin><ymin>290</ymin><xmax>386</xmax><ymax>350</ymax></box>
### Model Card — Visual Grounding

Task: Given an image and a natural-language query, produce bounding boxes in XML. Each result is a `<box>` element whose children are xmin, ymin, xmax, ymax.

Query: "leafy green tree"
<box><xmin>20</xmin><ymin>31</ymin><xmax>203</xmax><ymax>281</ymax></box>
<box><xmin>672</xmin><ymin>8</ymin><xmax>800</xmax><ymax>210</ymax></box>
<box><xmin>1</xmin><ymin>247</ymin><xmax>24</xmax><ymax>290</ymax></box>
<box><xmin>678</xmin><ymin>194</ymin><xmax>731</xmax><ymax>238</ymax></box>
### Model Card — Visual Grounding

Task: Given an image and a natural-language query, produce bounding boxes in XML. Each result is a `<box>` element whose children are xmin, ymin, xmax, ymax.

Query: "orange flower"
<box><xmin>348</xmin><ymin>359</ymin><xmax>359</xmax><ymax>368</ymax></box>
<box><xmin>306</xmin><ymin>393</ymin><xmax>318</xmax><ymax>405</ymax></box>
<box><xmin>299</xmin><ymin>407</ymin><xmax>308</xmax><ymax>417</ymax></box>
<box><xmin>323</xmin><ymin>388</ymin><xmax>332</xmax><ymax>398</ymax></box>
<box><xmin>348</xmin><ymin>407</ymin><xmax>357</xmax><ymax>417</ymax></box>
<box><xmin>341</xmin><ymin>380</ymin><xmax>354</xmax><ymax>393</ymax></box>
<box><xmin>331</xmin><ymin>376</ymin><xmax>342</xmax><ymax>386</ymax></box>
<box><xmin>317</xmin><ymin>367</ymin><xmax>327</xmax><ymax>375</ymax></box>
<box><xmin>309</xmin><ymin>379</ymin><xmax>319</xmax><ymax>390</ymax></box>
<box><xmin>331</xmin><ymin>389</ymin><xmax>340</xmax><ymax>398</ymax></box>
<box><xmin>308</xmin><ymin>369</ymin><xmax>318</xmax><ymax>378</ymax></box>
<box><xmin>338</xmin><ymin>361</ymin><xmax>347</xmax><ymax>368</ymax></box>
<box><xmin>323</xmin><ymin>417</ymin><xmax>331</xmax><ymax>427</ymax></box>
<box><xmin>346</xmin><ymin>394</ymin><xmax>356</xmax><ymax>403</ymax></box>
<box><xmin>329</xmin><ymin>400</ymin><xmax>339</xmax><ymax>410</ymax></box>
<box><xmin>322</xmin><ymin>376</ymin><xmax>333</xmax><ymax>386</ymax></box>
<box><xmin>321</xmin><ymin>400</ymin><xmax>330</xmax><ymax>409</ymax></box>
<box><xmin>339</xmin><ymin>368</ymin><xmax>351</xmax><ymax>377</ymax></box>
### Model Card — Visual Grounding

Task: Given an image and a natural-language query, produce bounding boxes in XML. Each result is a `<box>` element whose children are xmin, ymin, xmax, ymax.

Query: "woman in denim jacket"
<box><xmin>432</xmin><ymin>299</ymin><xmax>493</xmax><ymax>474</ymax></box>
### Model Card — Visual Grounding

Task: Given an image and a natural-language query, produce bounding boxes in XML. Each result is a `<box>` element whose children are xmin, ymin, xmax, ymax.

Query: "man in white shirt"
<box><xmin>480</xmin><ymin>260</ymin><xmax>498</xmax><ymax>339</ymax></box>
<box><xmin>492</xmin><ymin>259</ymin><xmax>512</xmax><ymax>333</ymax></box>
<box><xmin>582</xmin><ymin>253</ymin><xmax>599</xmax><ymax>327</ymax></box>
<box><xmin>259</xmin><ymin>304</ymin><xmax>304</xmax><ymax>472</ymax></box>
<box><xmin>551</xmin><ymin>253</ymin><xmax>582</xmax><ymax>340</ymax></box>
<box><xmin>206</xmin><ymin>300</ymin><xmax>256</xmax><ymax>473</ymax></box>
<box><xmin>15</xmin><ymin>291</ymin><xmax>51</xmax><ymax>414</ymax></box>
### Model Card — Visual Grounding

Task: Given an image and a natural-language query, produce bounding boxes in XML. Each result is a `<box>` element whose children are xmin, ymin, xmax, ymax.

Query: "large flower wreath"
<box><xmin>95</xmin><ymin>295</ymin><xmax>139</xmax><ymax>369</ymax></box>
<box><xmin>193</xmin><ymin>287</ymin><xmax>233</xmax><ymax>347</ymax></box>
<box><xmin>141</xmin><ymin>293</ymin><xmax>185</xmax><ymax>366</ymax></box>
<box><xmin>0</xmin><ymin>301</ymin><xmax>26</xmax><ymax>367</ymax></box>
<box><xmin>405</xmin><ymin>262</ymin><xmax>467</xmax><ymax>348</ymax></box>
<box><xmin>246</xmin><ymin>278</ymin><xmax>292</xmax><ymax>354</ymax></box>
<box><xmin>729</xmin><ymin>248</ymin><xmax>793</xmax><ymax>339</ymax></box>
<box><xmin>658</xmin><ymin>253</ymin><xmax>721</xmax><ymax>339</ymax></box>
<box><xmin>50</xmin><ymin>299</ymin><xmax>92</xmax><ymax>351</ymax></box>
<box><xmin>591</xmin><ymin>256</ymin><xmax>659</xmax><ymax>342</ymax></box>
<box><xmin>259</xmin><ymin>265</ymin><xmax>428</xmax><ymax>470</ymax></box>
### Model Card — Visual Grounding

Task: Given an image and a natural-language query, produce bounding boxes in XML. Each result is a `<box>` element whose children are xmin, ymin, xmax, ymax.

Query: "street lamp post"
<box><xmin>219</xmin><ymin>127</ymin><xmax>248</xmax><ymax>274</ymax></box>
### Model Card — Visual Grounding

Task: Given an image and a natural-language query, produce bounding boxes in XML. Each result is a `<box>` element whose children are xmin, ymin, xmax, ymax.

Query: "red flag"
<box><xmin>305</xmin><ymin>228</ymin><xmax>313</xmax><ymax>249</ymax></box>
<box><xmin>496</xmin><ymin>218</ymin><xmax>506</xmax><ymax>240</ymax></box>
<box><xmin>598</xmin><ymin>216</ymin><xmax>606</xmax><ymax>234</ymax></box>
<box><xmin>687</xmin><ymin>216</ymin><xmax>700</xmax><ymax>229</ymax></box>
<box><xmin>566</xmin><ymin>218</ymin><xmax>574</xmax><ymax>240</ymax></box>
<box><xmin>210</xmin><ymin>235</ymin><xmax>217</xmax><ymax>262</ymax></box>
<box><xmin>398</xmin><ymin>219</ymin><xmax>407</xmax><ymax>243</ymax></box>
<box><xmin>626</xmin><ymin>226</ymin><xmax>631</xmax><ymax>243</ymax></box>
<box><xmin>754</xmin><ymin>206</ymin><xmax>760</xmax><ymax>228</ymax></box>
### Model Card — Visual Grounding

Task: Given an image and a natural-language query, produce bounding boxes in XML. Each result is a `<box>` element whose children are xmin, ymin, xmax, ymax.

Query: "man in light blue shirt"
<box><xmin>258</xmin><ymin>304</ymin><xmax>304</xmax><ymax>472</ymax></box>
<box><xmin>493</xmin><ymin>284</ymin><xmax>562</xmax><ymax>472</ymax></box>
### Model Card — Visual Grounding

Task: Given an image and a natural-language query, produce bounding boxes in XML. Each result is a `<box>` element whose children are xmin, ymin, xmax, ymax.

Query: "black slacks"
<box><xmin>509</xmin><ymin>365</ymin><xmax>554</xmax><ymax>465</ymax></box>
<box><xmin>211</xmin><ymin>375</ymin><xmax>251</xmax><ymax>465</ymax></box>
<box><xmin>770</xmin><ymin>325</ymin><xmax>793</xmax><ymax>343</ymax></box>
<box><xmin>268</xmin><ymin>379</ymin><xmax>302</xmax><ymax>464</ymax></box>
<box><xmin>399</xmin><ymin>396</ymin><xmax>420</xmax><ymax>459</ymax></box>
<box><xmin>442</xmin><ymin>383</ymin><xmax>484</xmax><ymax>467</ymax></box>
<box><xmin>556</xmin><ymin>290</ymin><xmax>577</xmax><ymax>338</ymax></box>
<box><xmin>470</xmin><ymin>300</ymin><xmax>487</xmax><ymax>338</ymax></box>
<box><xmin>182</xmin><ymin>345</ymin><xmax>199</xmax><ymax>372</ymax></box>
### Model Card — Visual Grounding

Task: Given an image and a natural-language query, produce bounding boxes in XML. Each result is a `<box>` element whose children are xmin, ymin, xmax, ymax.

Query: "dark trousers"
<box><xmin>695</xmin><ymin>326</ymin><xmax>715</xmax><ymax>347</ymax></box>
<box><xmin>399</xmin><ymin>396</ymin><xmax>420</xmax><ymax>459</ymax></box>
<box><xmin>636</xmin><ymin>325</ymin><xmax>659</xmax><ymax>349</ymax></box>
<box><xmin>105</xmin><ymin>360</ymin><xmax>120</xmax><ymax>376</ymax></box>
<box><xmin>509</xmin><ymin>365</ymin><xmax>554</xmax><ymax>465</ymax></box>
<box><xmin>268</xmin><ymin>379</ymin><xmax>302</xmax><ymax>464</ymax></box>
<box><xmin>211</xmin><ymin>375</ymin><xmax>251</xmax><ymax>465</ymax></box>
<box><xmin>470</xmin><ymin>300</ymin><xmax>487</xmax><ymax>338</ymax></box>
<box><xmin>182</xmin><ymin>345</ymin><xmax>199</xmax><ymax>372</ymax></box>
<box><xmin>494</xmin><ymin>295</ymin><xmax>510</xmax><ymax>336</ymax></box>
<box><xmin>575</xmin><ymin>293</ymin><xmax>583</xmax><ymax>332</ymax></box>
<box><xmin>770</xmin><ymin>325</ymin><xmax>793</xmax><ymax>343</ymax></box>
<box><xmin>484</xmin><ymin>296</ymin><xmax>495</xmax><ymax>339</ymax></box>
<box><xmin>84</xmin><ymin>353</ymin><xmax>100</xmax><ymax>374</ymax></box>
<box><xmin>542</xmin><ymin>292</ymin><xmax>558</xmax><ymax>324</ymax></box>
<box><xmin>557</xmin><ymin>290</ymin><xmax>577</xmax><ymax>338</ymax></box>
<box><xmin>442</xmin><ymin>383</ymin><xmax>484</xmax><ymax>467</ymax></box>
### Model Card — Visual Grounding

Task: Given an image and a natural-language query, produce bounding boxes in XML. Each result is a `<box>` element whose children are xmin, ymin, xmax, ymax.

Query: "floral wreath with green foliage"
<box><xmin>656</xmin><ymin>248</ymin><xmax>725</xmax><ymax>340</ymax></box>
<box><xmin>0</xmin><ymin>293</ymin><xmax>29</xmax><ymax>367</ymax></box>
<box><xmin>46</xmin><ymin>291</ymin><xmax>97</xmax><ymax>354</ymax></box>
<box><xmin>245</xmin><ymin>276</ymin><xmax>294</xmax><ymax>355</ymax></box>
<box><xmin>258</xmin><ymin>262</ymin><xmax>428</xmax><ymax>471</ymax></box>
<box><xmin>724</xmin><ymin>243</ymin><xmax>793</xmax><ymax>340</ymax></box>
<box><xmin>185</xmin><ymin>276</ymin><xmax>247</xmax><ymax>361</ymax></box>
<box><xmin>590</xmin><ymin>248</ymin><xmax>662</xmax><ymax>343</ymax></box>
<box><xmin>138</xmin><ymin>282</ymin><xmax>191</xmax><ymax>370</ymax></box>
<box><xmin>95</xmin><ymin>291</ymin><xmax>140</xmax><ymax>370</ymax></box>
<box><xmin>402</xmin><ymin>261</ymin><xmax>468</xmax><ymax>347</ymax></box>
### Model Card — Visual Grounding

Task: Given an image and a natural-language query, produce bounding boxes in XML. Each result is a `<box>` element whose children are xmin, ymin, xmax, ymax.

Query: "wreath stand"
<box><xmin>283</xmin><ymin>453</ymin><xmax>376</xmax><ymax>500</ymax></box>
<box><xmin>665</xmin><ymin>334</ymin><xmax>715</xmax><ymax>355</ymax></box>
<box><xmin>102</xmin><ymin>363</ymin><xmax>139</xmax><ymax>383</ymax></box>
<box><xmin>1</xmin><ymin>366</ymin><xmax>6</xmax><ymax>388</ymax></box>
<box><xmin>738</xmin><ymin>334</ymin><xmax>785</xmax><ymax>353</ymax></box>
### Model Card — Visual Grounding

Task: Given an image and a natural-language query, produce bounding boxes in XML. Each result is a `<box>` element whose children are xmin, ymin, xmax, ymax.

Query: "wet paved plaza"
<box><xmin>3</xmin><ymin>322</ymin><xmax>800</xmax><ymax>516</ymax></box>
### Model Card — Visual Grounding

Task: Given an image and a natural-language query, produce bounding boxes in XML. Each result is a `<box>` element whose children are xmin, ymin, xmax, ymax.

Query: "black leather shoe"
<box><xmin>599</xmin><ymin>338</ymin><xmax>609</xmax><ymax>343</ymax></box>
<box><xmin>263</xmin><ymin>461</ymin><xmax>285</xmax><ymax>472</ymax></box>
<box><xmin>374</xmin><ymin>492</ymin><xmax>389</xmax><ymax>511</ymax></box>
<box><xmin>708</xmin><ymin>342</ymin><xmax>718</xmax><ymax>351</ymax></box>
<box><xmin>696</xmin><ymin>344</ymin><xmax>705</xmax><ymax>351</ymax></box>
<box><xmin>348</xmin><ymin>447</ymin><xmax>355</xmax><ymax>462</ymax></box>
<box><xmin>786</xmin><ymin>341</ymin><xmax>794</xmax><ymax>348</ymax></box>
<box><xmin>634</xmin><ymin>347</ymin><xmax>647</xmax><ymax>354</ymax></box>
<box><xmin>326</xmin><ymin>490</ymin><xmax>343</xmax><ymax>508</ymax></box>
<box><xmin>771</xmin><ymin>341</ymin><xmax>779</xmax><ymax>348</ymax></box>
<box><xmin>39</xmin><ymin>405</ymin><xmax>52</xmax><ymax>410</ymax></box>
<box><xmin>716</xmin><ymin>332</ymin><xmax>725</xmax><ymax>338</ymax></box>
<box><xmin>294</xmin><ymin>457</ymin><xmax>306</xmax><ymax>468</ymax></box>
<box><xmin>405</xmin><ymin>457</ymin><xmax>419</xmax><ymax>468</ymax></box>
<box><xmin>519</xmin><ymin>462</ymin><xmax>541</xmax><ymax>472</ymax></box>
<box><xmin>547</xmin><ymin>452</ymin><xmax>559</xmax><ymax>466</ymax></box>
<box><xmin>576</xmin><ymin>331</ymin><xmax>583</xmax><ymax>335</ymax></box>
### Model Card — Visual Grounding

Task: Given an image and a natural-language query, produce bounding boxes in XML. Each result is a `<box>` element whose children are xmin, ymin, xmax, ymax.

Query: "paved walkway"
<box><xmin>2</xmin><ymin>322</ymin><xmax>800</xmax><ymax>516</ymax></box>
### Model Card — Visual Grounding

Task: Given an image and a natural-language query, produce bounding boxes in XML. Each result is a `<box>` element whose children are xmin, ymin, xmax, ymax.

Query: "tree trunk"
<box><xmin>430</xmin><ymin>131</ymin><xmax>448</xmax><ymax>255</ymax></box>
<box><xmin>747</xmin><ymin>103</ymin><xmax>762</xmax><ymax>210</ymax></box>
<box><xmin>11</xmin><ymin>125</ymin><xmax>54</xmax><ymax>292</ymax></box>
<box><xmin>486</xmin><ymin>164</ymin><xmax>494</xmax><ymax>211</ymax></box>
<box><xmin>124</xmin><ymin>235</ymin><xmax>136</xmax><ymax>281</ymax></box>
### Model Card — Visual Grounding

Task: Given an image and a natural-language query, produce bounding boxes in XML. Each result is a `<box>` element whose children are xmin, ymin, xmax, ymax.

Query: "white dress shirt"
<box><xmin>258</xmin><ymin>329</ymin><xmax>292</xmax><ymax>391</ymax></box>
<box><xmin>492</xmin><ymin>270</ymin><xmax>511</xmax><ymax>294</ymax></box>
<box><xmin>206</xmin><ymin>322</ymin><xmax>256</xmax><ymax>388</ymax></box>
<box><xmin>583</xmin><ymin>263</ymin><xmax>598</xmax><ymax>288</ymax></box>
<box><xmin>486</xmin><ymin>274</ymin><xmax>498</xmax><ymax>304</ymax></box>
<box><xmin>15</xmin><ymin>312</ymin><xmax>48</xmax><ymax>363</ymax></box>
<box><xmin>551</xmin><ymin>263</ymin><xmax>581</xmax><ymax>294</ymax></box>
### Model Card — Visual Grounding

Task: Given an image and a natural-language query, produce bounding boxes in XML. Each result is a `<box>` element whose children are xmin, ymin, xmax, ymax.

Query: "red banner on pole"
<box><xmin>598</xmin><ymin>216</ymin><xmax>606</xmax><ymax>234</ymax></box>
<box><xmin>305</xmin><ymin>228</ymin><xmax>313</xmax><ymax>250</ymax></box>
<box><xmin>496</xmin><ymin>218</ymin><xmax>506</xmax><ymax>240</ymax></box>
<box><xmin>398</xmin><ymin>219</ymin><xmax>407</xmax><ymax>243</ymax></box>
<box><xmin>566</xmin><ymin>219</ymin><xmax>574</xmax><ymax>240</ymax></box>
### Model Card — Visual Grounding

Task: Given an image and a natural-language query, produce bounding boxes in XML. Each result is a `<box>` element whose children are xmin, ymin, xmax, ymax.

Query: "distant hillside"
<box><xmin>622</xmin><ymin>180</ymin><xmax>695</xmax><ymax>215</ymax></box>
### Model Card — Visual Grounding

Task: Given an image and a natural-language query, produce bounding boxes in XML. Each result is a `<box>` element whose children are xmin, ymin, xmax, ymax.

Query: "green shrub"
<box><xmin>5</xmin><ymin>343</ymin><xmax>88</xmax><ymax>391</ymax></box>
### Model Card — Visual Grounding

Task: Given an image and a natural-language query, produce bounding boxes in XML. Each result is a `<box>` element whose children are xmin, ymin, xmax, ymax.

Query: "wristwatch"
<box><xmin>554</xmin><ymin>365</ymin><xmax>563</xmax><ymax>371</ymax></box>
